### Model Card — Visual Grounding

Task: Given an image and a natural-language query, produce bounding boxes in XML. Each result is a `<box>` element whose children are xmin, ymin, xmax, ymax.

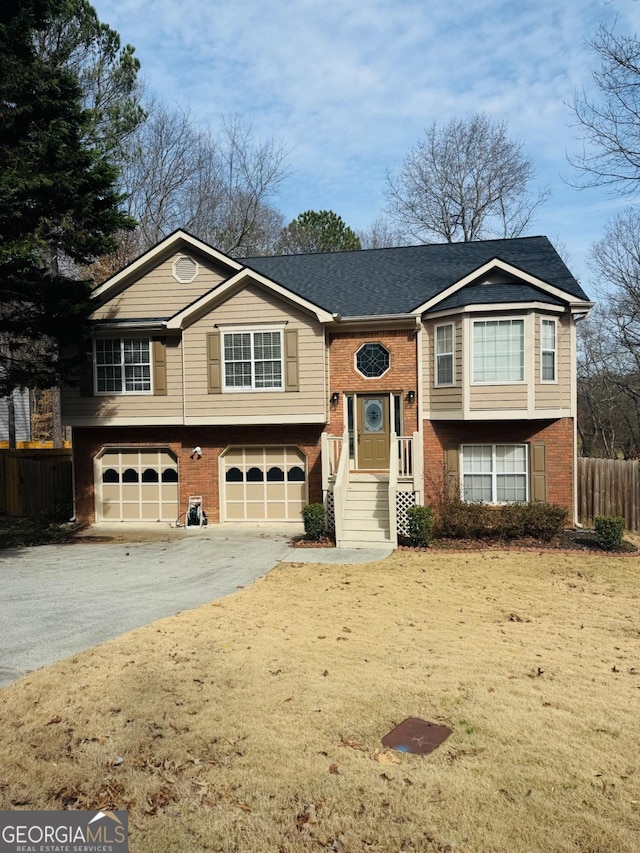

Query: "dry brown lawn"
<box><xmin>1</xmin><ymin>548</ymin><xmax>639</xmax><ymax>852</ymax></box>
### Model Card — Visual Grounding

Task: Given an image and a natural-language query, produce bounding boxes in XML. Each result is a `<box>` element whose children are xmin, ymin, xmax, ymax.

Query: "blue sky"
<box><xmin>92</xmin><ymin>0</ymin><xmax>640</xmax><ymax>289</ymax></box>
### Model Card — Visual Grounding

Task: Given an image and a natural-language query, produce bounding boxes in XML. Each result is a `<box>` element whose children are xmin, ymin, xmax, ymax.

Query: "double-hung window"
<box><xmin>435</xmin><ymin>323</ymin><xmax>454</xmax><ymax>386</ymax></box>
<box><xmin>541</xmin><ymin>318</ymin><xmax>556</xmax><ymax>382</ymax></box>
<box><xmin>95</xmin><ymin>338</ymin><xmax>151</xmax><ymax>394</ymax></box>
<box><xmin>473</xmin><ymin>319</ymin><xmax>524</xmax><ymax>383</ymax></box>
<box><xmin>462</xmin><ymin>444</ymin><xmax>528</xmax><ymax>503</ymax></box>
<box><xmin>223</xmin><ymin>329</ymin><xmax>283</xmax><ymax>391</ymax></box>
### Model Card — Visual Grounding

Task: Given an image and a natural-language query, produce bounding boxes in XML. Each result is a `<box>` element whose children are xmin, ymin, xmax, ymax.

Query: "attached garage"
<box><xmin>96</xmin><ymin>448</ymin><xmax>179</xmax><ymax>522</ymax></box>
<box><xmin>221</xmin><ymin>446</ymin><xmax>307</xmax><ymax>522</ymax></box>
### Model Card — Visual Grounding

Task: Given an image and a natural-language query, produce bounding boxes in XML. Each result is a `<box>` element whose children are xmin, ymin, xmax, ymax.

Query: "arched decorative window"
<box><xmin>287</xmin><ymin>466</ymin><xmax>305</xmax><ymax>482</ymax></box>
<box><xmin>142</xmin><ymin>468</ymin><xmax>159</xmax><ymax>482</ymax></box>
<box><xmin>161</xmin><ymin>469</ymin><xmax>179</xmax><ymax>483</ymax></box>
<box><xmin>225</xmin><ymin>467</ymin><xmax>243</xmax><ymax>482</ymax></box>
<box><xmin>247</xmin><ymin>467</ymin><xmax>264</xmax><ymax>482</ymax></box>
<box><xmin>267</xmin><ymin>466</ymin><xmax>285</xmax><ymax>481</ymax></box>
<box><xmin>122</xmin><ymin>468</ymin><xmax>139</xmax><ymax>483</ymax></box>
<box><xmin>102</xmin><ymin>468</ymin><xmax>119</xmax><ymax>483</ymax></box>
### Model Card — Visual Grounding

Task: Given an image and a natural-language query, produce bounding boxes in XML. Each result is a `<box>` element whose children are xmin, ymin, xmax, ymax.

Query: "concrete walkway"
<box><xmin>0</xmin><ymin>524</ymin><xmax>391</xmax><ymax>687</ymax></box>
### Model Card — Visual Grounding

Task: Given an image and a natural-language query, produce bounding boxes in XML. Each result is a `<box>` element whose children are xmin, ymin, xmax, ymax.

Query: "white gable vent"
<box><xmin>172</xmin><ymin>255</ymin><xmax>198</xmax><ymax>283</ymax></box>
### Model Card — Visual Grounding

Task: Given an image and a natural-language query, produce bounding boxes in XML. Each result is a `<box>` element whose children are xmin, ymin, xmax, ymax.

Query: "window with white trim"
<box><xmin>223</xmin><ymin>329</ymin><xmax>283</xmax><ymax>391</ymax></box>
<box><xmin>541</xmin><ymin>318</ymin><xmax>556</xmax><ymax>382</ymax></box>
<box><xmin>95</xmin><ymin>338</ymin><xmax>151</xmax><ymax>394</ymax></box>
<box><xmin>435</xmin><ymin>323</ymin><xmax>454</xmax><ymax>386</ymax></box>
<box><xmin>473</xmin><ymin>319</ymin><xmax>524</xmax><ymax>383</ymax></box>
<box><xmin>462</xmin><ymin>444</ymin><xmax>528</xmax><ymax>503</ymax></box>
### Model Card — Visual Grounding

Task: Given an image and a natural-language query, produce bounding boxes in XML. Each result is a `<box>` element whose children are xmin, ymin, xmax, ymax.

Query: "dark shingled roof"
<box><xmin>435</xmin><ymin>281</ymin><xmax>566</xmax><ymax>311</ymax></box>
<box><xmin>241</xmin><ymin>236</ymin><xmax>588</xmax><ymax>317</ymax></box>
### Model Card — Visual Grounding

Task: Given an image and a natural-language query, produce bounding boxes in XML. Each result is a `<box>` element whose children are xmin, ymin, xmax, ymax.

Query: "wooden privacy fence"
<box><xmin>577</xmin><ymin>457</ymin><xmax>640</xmax><ymax>531</ymax></box>
<box><xmin>0</xmin><ymin>449</ymin><xmax>72</xmax><ymax>517</ymax></box>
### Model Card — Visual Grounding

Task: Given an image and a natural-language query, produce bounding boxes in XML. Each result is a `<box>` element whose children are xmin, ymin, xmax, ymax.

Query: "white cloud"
<box><xmin>93</xmin><ymin>0</ymin><xmax>640</xmax><ymax>284</ymax></box>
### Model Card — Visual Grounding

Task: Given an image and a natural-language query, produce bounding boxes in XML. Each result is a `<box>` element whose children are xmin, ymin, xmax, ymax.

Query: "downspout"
<box><xmin>572</xmin><ymin>308</ymin><xmax>589</xmax><ymax>528</ymax></box>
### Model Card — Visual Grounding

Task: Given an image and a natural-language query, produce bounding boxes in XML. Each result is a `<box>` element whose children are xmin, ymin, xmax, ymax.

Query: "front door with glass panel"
<box><xmin>357</xmin><ymin>395</ymin><xmax>390</xmax><ymax>469</ymax></box>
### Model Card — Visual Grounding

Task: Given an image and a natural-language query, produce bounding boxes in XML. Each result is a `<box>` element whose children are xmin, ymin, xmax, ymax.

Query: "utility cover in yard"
<box><xmin>382</xmin><ymin>718</ymin><xmax>451</xmax><ymax>755</ymax></box>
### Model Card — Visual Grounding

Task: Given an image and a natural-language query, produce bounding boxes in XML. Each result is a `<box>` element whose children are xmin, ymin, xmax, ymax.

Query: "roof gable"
<box><xmin>166</xmin><ymin>268</ymin><xmax>333</xmax><ymax>329</ymax></box>
<box><xmin>92</xmin><ymin>230</ymin><xmax>243</xmax><ymax>305</ymax></box>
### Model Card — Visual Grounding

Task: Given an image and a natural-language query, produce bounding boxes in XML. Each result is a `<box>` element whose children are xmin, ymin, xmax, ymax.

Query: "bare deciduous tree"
<box><xmin>357</xmin><ymin>216</ymin><xmax>406</xmax><ymax>249</ymax></box>
<box><xmin>576</xmin><ymin>209</ymin><xmax>640</xmax><ymax>458</ymax></box>
<box><xmin>385</xmin><ymin>113</ymin><xmax>549</xmax><ymax>243</ymax></box>
<box><xmin>117</xmin><ymin>108</ymin><xmax>288</xmax><ymax>260</ymax></box>
<box><xmin>570</xmin><ymin>23</ymin><xmax>640</xmax><ymax>193</ymax></box>
<box><xmin>591</xmin><ymin>207</ymin><xmax>640</xmax><ymax>370</ymax></box>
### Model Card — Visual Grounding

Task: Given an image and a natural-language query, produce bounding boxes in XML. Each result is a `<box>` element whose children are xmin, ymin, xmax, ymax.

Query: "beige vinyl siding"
<box><xmin>422</xmin><ymin>318</ymin><xmax>463</xmax><ymax>415</ymax></box>
<box><xmin>183</xmin><ymin>283</ymin><xmax>326</xmax><ymax>420</ymax></box>
<box><xmin>62</xmin><ymin>335</ymin><xmax>184</xmax><ymax>422</ymax></box>
<box><xmin>469</xmin><ymin>382</ymin><xmax>528</xmax><ymax>411</ymax></box>
<box><xmin>92</xmin><ymin>253</ymin><xmax>229</xmax><ymax>321</ymax></box>
<box><xmin>534</xmin><ymin>313</ymin><xmax>572</xmax><ymax>410</ymax></box>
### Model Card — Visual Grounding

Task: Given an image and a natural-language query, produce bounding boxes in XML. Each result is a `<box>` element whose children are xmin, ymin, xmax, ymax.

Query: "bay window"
<box><xmin>435</xmin><ymin>323</ymin><xmax>454</xmax><ymax>386</ymax></box>
<box><xmin>541</xmin><ymin>318</ymin><xmax>556</xmax><ymax>382</ymax></box>
<box><xmin>473</xmin><ymin>319</ymin><xmax>524</xmax><ymax>383</ymax></box>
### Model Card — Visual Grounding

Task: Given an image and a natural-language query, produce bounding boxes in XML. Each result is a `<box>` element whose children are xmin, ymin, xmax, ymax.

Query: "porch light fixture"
<box><xmin>190</xmin><ymin>446</ymin><xmax>202</xmax><ymax>460</ymax></box>
<box><xmin>407</xmin><ymin>390</ymin><xmax>416</xmax><ymax>404</ymax></box>
<box><xmin>331</xmin><ymin>392</ymin><xmax>340</xmax><ymax>405</ymax></box>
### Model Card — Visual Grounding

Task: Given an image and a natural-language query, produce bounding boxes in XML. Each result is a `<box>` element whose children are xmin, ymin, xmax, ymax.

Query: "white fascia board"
<box><xmin>91</xmin><ymin>231</ymin><xmax>243</xmax><ymax>301</ymax></box>
<box><xmin>91</xmin><ymin>320</ymin><xmax>168</xmax><ymax>333</ymax></box>
<box><xmin>327</xmin><ymin>314</ymin><xmax>421</xmax><ymax>331</ymax></box>
<box><xmin>414</xmin><ymin>258</ymin><xmax>590</xmax><ymax>314</ymax></box>
<box><xmin>425</xmin><ymin>302</ymin><xmax>566</xmax><ymax>321</ymax></box>
<box><xmin>166</xmin><ymin>269</ymin><xmax>333</xmax><ymax>328</ymax></box>
<box><xmin>570</xmin><ymin>301</ymin><xmax>595</xmax><ymax>316</ymax></box>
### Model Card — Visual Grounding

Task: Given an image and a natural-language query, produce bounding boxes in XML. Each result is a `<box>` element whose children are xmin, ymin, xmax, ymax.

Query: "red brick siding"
<box><xmin>72</xmin><ymin>425</ymin><xmax>324</xmax><ymax>525</ymax></box>
<box><xmin>422</xmin><ymin>418</ymin><xmax>575</xmax><ymax>513</ymax></box>
<box><xmin>326</xmin><ymin>329</ymin><xmax>419</xmax><ymax>437</ymax></box>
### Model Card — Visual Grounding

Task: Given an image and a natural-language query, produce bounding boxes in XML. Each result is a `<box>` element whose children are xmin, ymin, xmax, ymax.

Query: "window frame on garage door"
<box><xmin>95</xmin><ymin>447</ymin><xmax>179</xmax><ymax>522</ymax></box>
<box><xmin>220</xmin><ymin>445</ymin><xmax>308</xmax><ymax>522</ymax></box>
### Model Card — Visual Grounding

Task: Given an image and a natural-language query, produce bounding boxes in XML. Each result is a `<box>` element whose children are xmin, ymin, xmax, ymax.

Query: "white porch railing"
<box><xmin>323</xmin><ymin>431</ymin><xmax>424</xmax><ymax>544</ymax></box>
<box><xmin>388</xmin><ymin>432</ymin><xmax>399</xmax><ymax>548</ymax></box>
<box><xmin>321</xmin><ymin>433</ymin><xmax>343</xmax><ymax>487</ymax></box>
<box><xmin>332</xmin><ymin>430</ymin><xmax>350</xmax><ymax>545</ymax></box>
<box><xmin>397</xmin><ymin>435</ymin><xmax>414</xmax><ymax>479</ymax></box>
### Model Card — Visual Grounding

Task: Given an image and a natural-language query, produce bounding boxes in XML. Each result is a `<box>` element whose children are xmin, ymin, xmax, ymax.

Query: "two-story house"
<box><xmin>62</xmin><ymin>230</ymin><xmax>592</xmax><ymax>547</ymax></box>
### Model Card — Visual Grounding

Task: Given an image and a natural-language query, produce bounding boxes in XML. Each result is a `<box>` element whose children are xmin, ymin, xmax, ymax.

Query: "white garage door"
<box><xmin>96</xmin><ymin>448</ymin><xmax>179</xmax><ymax>522</ymax></box>
<box><xmin>222</xmin><ymin>446</ymin><xmax>307</xmax><ymax>522</ymax></box>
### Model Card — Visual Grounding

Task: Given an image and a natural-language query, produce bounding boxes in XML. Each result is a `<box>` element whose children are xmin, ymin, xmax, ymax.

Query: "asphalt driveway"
<box><xmin>0</xmin><ymin>524</ymin><xmax>392</xmax><ymax>688</ymax></box>
<box><xmin>0</xmin><ymin>525</ymin><xmax>301</xmax><ymax>688</ymax></box>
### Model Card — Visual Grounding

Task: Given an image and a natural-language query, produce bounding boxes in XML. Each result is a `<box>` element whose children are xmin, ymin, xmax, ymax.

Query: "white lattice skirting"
<box><xmin>396</xmin><ymin>490</ymin><xmax>417</xmax><ymax>536</ymax></box>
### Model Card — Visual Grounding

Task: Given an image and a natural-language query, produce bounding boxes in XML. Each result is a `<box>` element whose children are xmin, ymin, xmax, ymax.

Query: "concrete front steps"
<box><xmin>337</xmin><ymin>474</ymin><xmax>394</xmax><ymax>549</ymax></box>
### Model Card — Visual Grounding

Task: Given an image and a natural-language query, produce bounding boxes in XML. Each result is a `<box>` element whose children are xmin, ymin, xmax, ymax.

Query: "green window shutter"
<box><xmin>444</xmin><ymin>444</ymin><xmax>460</xmax><ymax>500</ymax></box>
<box><xmin>531</xmin><ymin>443</ymin><xmax>547</xmax><ymax>502</ymax></box>
<box><xmin>152</xmin><ymin>338</ymin><xmax>167</xmax><ymax>396</ymax></box>
<box><xmin>207</xmin><ymin>332</ymin><xmax>222</xmax><ymax>394</ymax></box>
<box><xmin>284</xmin><ymin>329</ymin><xmax>299</xmax><ymax>391</ymax></box>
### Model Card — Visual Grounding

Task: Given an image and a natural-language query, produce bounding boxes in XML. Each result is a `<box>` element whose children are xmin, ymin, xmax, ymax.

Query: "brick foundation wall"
<box><xmin>326</xmin><ymin>329</ymin><xmax>420</xmax><ymax>436</ymax></box>
<box><xmin>422</xmin><ymin>418</ymin><xmax>575</xmax><ymax>515</ymax></box>
<box><xmin>73</xmin><ymin>425</ymin><xmax>324</xmax><ymax>525</ymax></box>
